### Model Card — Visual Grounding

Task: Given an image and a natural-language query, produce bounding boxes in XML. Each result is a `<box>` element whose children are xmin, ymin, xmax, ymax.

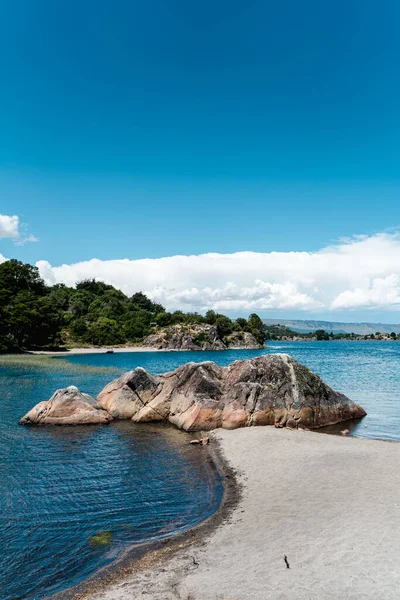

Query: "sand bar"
<box><xmin>85</xmin><ymin>427</ymin><xmax>400</xmax><ymax>600</ymax></box>
<box><xmin>29</xmin><ymin>346</ymin><xmax>261</xmax><ymax>355</ymax></box>
<box><xmin>28</xmin><ymin>346</ymin><xmax>164</xmax><ymax>355</ymax></box>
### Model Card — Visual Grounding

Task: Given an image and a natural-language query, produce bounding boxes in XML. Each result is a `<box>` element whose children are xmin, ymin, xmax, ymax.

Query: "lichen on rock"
<box><xmin>96</xmin><ymin>354</ymin><xmax>367</xmax><ymax>431</ymax></box>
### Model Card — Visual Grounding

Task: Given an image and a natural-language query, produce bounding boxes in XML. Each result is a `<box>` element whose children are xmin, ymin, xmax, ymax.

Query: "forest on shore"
<box><xmin>0</xmin><ymin>259</ymin><xmax>266</xmax><ymax>352</ymax></box>
<box><xmin>2</xmin><ymin>259</ymin><xmax>396</xmax><ymax>353</ymax></box>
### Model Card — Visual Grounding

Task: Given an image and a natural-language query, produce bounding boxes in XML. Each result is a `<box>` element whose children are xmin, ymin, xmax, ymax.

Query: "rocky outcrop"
<box><xmin>97</xmin><ymin>354</ymin><xmax>366</xmax><ymax>431</ymax></box>
<box><xmin>225</xmin><ymin>331</ymin><xmax>263</xmax><ymax>348</ymax></box>
<box><xmin>96</xmin><ymin>368</ymin><xmax>163</xmax><ymax>419</ymax></box>
<box><xmin>20</xmin><ymin>355</ymin><xmax>366</xmax><ymax>430</ymax></box>
<box><xmin>19</xmin><ymin>386</ymin><xmax>112</xmax><ymax>425</ymax></box>
<box><xmin>143</xmin><ymin>324</ymin><xmax>263</xmax><ymax>351</ymax></box>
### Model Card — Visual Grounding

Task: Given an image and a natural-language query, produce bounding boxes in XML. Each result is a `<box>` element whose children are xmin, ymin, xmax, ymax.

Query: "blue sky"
<box><xmin>1</xmin><ymin>0</ymin><xmax>400</xmax><ymax>320</ymax></box>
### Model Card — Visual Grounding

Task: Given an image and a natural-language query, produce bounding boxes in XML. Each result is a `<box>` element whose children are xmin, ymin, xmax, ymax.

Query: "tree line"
<box><xmin>0</xmin><ymin>259</ymin><xmax>265</xmax><ymax>352</ymax></box>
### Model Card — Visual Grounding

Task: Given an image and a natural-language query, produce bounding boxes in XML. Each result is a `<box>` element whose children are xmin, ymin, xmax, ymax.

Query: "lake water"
<box><xmin>1</xmin><ymin>341</ymin><xmax>399</xmax><ymax>599</ymax></box>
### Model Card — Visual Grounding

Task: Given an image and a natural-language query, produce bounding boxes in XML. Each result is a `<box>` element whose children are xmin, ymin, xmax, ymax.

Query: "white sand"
<box><xmin>86</xmin><ymin>428</ymin><xmax>400</xmax><ymax>600</ymax></box>
<box><xmin>29</xmin><ymin>346</ymin><xmax>163</xmax><ymax>355</ymax></box>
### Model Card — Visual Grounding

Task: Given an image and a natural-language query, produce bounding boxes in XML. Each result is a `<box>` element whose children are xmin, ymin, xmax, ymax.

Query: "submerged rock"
<box><xmin>96</xmin><ymin>354</ymin><xmax>366</xmax><ymax>431</ymax></box>
<box><xmin>19</xmin><ymin>386</ymin><xmax>112</xmax><ymax>425</ymax></box>
<box><xmin>88</xmin><ymin>531</ymin><xmax>112</xmax><ymax>546</ymax></box>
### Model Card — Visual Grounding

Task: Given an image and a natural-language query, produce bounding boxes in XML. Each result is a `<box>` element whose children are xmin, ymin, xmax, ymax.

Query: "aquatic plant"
<box><xmin>88</xmin><ymin>531</ymin><xmax>112</xmax><ymax>547</ymax></box>
<box><xmin>0</xmin><ymin>354</ymin><xmax>117</xmax><ymax>375</ymax></box>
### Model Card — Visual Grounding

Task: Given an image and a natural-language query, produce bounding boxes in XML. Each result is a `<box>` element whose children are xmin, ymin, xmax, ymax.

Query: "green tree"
<box><xmin>248</xmin><ymin>313</ymin><xmax>263</xmax><ymax>331</ymax></box>
<box><xmin>122</xmin><ymin>309</ymin><xmax>153</xmax><ymax>341</ymax></box>
<box><xmin>215</xmin><ymin>315</ymin><xmax>234</xmax><ymax>338</ymax></box>
<box><xmin>205</xmin><ymin>310</ymin><xmax>217</xmax><ymax>324</ymax></box>
<box><xmin>131</xmin><ymin>292</ymin><xmax>164</xmax><ymax>314</ymax></box>
<box><xmin>69</xmin><ymin>317</ymin><xmax>88</xmax><ymax>339</ymax></box>
<box><xmin>315</xmin><ymin>329</ymin><xmax>329</xmax><ymax>341</ymax></box>
<box><xmin>247</xmin><ymin>313</ymin><xmax>265</xmax><ymax>345</ymax></box>
<box><xmin>236</xmin><ymin>317</ymin><xmax>248</xmax><ymax>330</ymax></box>
<box><xmin>85</xmin><ymin>318</ymin><xmax>124</xmax><ymax>345</ymax></box>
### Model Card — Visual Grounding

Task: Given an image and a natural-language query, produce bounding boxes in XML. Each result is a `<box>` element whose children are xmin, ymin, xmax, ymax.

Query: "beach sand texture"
<box><xmin>87</xmin><ymin>427</ymin><xmax>400</xmax><ymax>600</ymax></box>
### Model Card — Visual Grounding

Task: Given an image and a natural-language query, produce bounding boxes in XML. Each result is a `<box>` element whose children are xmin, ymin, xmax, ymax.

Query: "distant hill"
<box><xmin>262</xmin><ymin>319</ymin><xmax>400</xmax><ymax>335</ymax></box>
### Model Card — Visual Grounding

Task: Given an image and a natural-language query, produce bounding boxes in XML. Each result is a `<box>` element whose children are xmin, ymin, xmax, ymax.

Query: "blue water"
<box><xmin>0</xmin><ymin>356</ymin><xmax>223</xmax><ymax>600</ymax></box>
<box><xmin>1</xmin><ymin>341</ymin><xmax>399</xmax><ymax>599</ymax></box>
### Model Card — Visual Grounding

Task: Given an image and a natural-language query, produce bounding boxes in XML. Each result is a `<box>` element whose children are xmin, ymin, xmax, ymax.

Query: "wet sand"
<box><xmin>84</xmin><ymin>427</ymin><xmax>400</xmax><ymax>600</ymax></box>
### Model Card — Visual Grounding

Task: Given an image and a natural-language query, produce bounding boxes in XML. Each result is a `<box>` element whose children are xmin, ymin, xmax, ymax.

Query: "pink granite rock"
<box><xmin>19</xmin><ymin>386</ymin><xmax>112</xmax><ymax>425</ymax></box>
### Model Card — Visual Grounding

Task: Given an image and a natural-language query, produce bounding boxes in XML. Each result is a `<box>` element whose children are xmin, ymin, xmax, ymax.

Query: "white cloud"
<box><xmin>14</xmin><ymin>234</ymin><xmax>39</xmax><ymax>246</ymax></box>
<box><xmin>0</xmin><ymin>214</ymin><xmax>19</xmax><ymax>239</ymax></box>
<box><xmin>29</xmin><ymin>231</ymin><xmax>400</xmax><ymax>313</ymax></box>
<box><xmin>0</xmin><ymin>214</ymin><xmax>38</xmax><ymax>245</ymax></box>
<box><xmin>331</xmin><ymin>275</ymin><xmax>400</xmax><ymax>309</ymax></box>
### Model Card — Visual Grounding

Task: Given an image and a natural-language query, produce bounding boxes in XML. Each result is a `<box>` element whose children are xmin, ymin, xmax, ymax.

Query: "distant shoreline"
<box><xmin>28</xmin><ymin>346</ymin><xmax>165</xmax><ymax>355</ymax></box>
<box><xmin>23</xmin><ymin>337</ymin><xmax>400</xmax><ymax>356</ymax></box>
<box><xmin>27</xmin><ymin>345</ymin><xmax>266</xmax><ymax>356</ymax></box>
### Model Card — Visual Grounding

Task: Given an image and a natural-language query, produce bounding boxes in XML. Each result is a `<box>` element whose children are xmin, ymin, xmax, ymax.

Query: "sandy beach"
<box><xmin>29</xmin><ymin>346</ymin><xmax>163</xmax><ymax>355</ymax></box>
<box><xmin>29</xmin><ymin>346</ymin><xmax>262</xmax><ymax>355</ymax></box>
<box><xmin>84</xmin><ymin>427</ymin><xmax>400</xmax><ymax>600</ymax></box>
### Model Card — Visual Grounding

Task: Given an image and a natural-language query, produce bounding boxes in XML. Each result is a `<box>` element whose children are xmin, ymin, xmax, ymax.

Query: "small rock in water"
<box><xmin>341</xmin><ymin>429</ymin><xmax>350</xmax><ymax>435</ymax></box>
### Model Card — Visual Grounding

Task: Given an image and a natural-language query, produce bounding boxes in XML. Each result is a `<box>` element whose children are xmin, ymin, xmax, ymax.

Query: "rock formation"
<box><xmin>143</xmin><ymin>324</ymin><xmax>263</xmax><ymax>351</ymax></box>
<box><xmin>95</xmin><ymin>354</ymin><xmax>366</xmax><ymax>431</ymax></box>
<box><xmin>20</xmin><ymin>355</ymin><xmax>366</xmax><ymax>430</ymax></box>
<box><xmin>19</xmin><ymin>386</ymin><xmax>112</xmax><ymax>425</ymax></box>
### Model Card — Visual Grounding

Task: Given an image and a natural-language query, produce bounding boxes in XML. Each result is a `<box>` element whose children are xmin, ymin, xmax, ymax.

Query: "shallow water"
<box><xmin>0</xmin><ymin>357</ymin><xmax>223</xmax><ymax>600</ymax></box>
<box><xmin>1</xmin><ymin>341</ymin><xmax>399</xmax><ymax>599</ymax></box>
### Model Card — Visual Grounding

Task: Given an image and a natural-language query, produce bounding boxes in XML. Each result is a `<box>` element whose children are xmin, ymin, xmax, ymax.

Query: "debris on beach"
<box><xmin>284</xmin><ymin>554</ymin><xmax>290</xmax><ymax>569</ymax></box>
<box><xmin>190</xmin><ymin>437</ymin><xmax>210</xmax><ymax>445</ymax></box>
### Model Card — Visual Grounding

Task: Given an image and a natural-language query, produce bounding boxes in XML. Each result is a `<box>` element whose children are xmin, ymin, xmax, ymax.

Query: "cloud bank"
<box><xmin>32</xmin><ymin>232</ymin><xmax>400</xmax><ymax>314</ymax></box>
<box><xmin>0</xmin><ymin>214</ymin><xmax>38</xmax><ymax>245</ymax></box>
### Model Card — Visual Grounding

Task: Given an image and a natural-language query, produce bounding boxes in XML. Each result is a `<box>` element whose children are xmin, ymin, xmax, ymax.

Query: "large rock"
<box><xmin>19</xmin><ymin>386</ymin><xmax>112</xmax><ymax>425</ymax></box>
<box><xmin>96</xmin><ymin>354</ymin><xmax>366</xmax><ymax>431</ymax></box>
<box><xmin>97</xmin><ymin>368</ymin><xmax>163</xmax><ymax>419</ymax></box>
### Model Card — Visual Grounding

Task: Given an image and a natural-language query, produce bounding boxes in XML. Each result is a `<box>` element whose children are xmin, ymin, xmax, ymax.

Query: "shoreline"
<box><xmin>27</xmin><ymin>338</ymin><xmax>400</xmax><ymax>357</ymax></box>
<box><xmin>28</xmin><ymin>345</ymin><xmax>265</xmax><ymax>355</ymax></box>
<box><xmin>28</xmin><ymin>346</ymin><xmax>165</xmax><ymax>355</ymax></box>
<box><xmin>72</xmin><ymin>427</ymin><xmax>400</xmax><ymax>600</ymax></box>
<box><xmin>53</xmin><ymin>433</ymin><xmax>241</xmax><ymax>600</ymax></box>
